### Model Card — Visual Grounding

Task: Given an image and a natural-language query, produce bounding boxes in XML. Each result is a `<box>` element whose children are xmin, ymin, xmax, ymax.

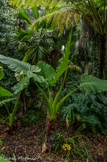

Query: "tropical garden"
<box><xmin>0</xmin><ymin>0</ymin><xmax>107</xmax><ymax>161</ymax></box>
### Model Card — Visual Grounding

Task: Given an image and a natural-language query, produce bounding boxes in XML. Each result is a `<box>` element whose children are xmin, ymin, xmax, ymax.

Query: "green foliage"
<box><xmin>0</xmin><ymin>66</ymin><xmax>4</xmax><ymax>80</ymax></box>
<box><xmin>0</xmin><ymin>139</ymin><xmax>11</xmax><ymax>162</ymax></box>
<box><xmin>32</xmin><ymin>9</ymin><xmax>80</xmax><ymax>34</ymax></box>
<box><xmin>0</xmin><ymin>54</ymin><xmax>40</xmax><ymax>75</ymax></box>
<box><xmin>37</xmin><ymin>61</ymin><xmax>56</xmax><ymax>85</ymax></box>
<box><xmin>1</xmin><ymin>32</ymin><xmax>107</xmax><ymax>122</ymax></box>
<box><xmin>0</xmin><ymin>0</ymin><xmax>17</xmax><ymax>56</ymax></box>
<box><xmin>80</xmin><ymin>74</ymin><xmax>107</xmax><ymax>93</ymax></box>
<box><xmin>53</xmin><ymin>133</ymin><xmax>93</xmax><ymax>161</ymax></box>
<box><xmin>0</xmin><ymin>87</ymin><xmax>13</xmax><ymax>97</ymax></box>
<box><xmin>22</xmin><ymin>109</ymin><xmax>44</xmax><ymax>124</ymax></box>
<box><xmin>61</xmin><ymin>92</ymin><xmax>107</xmax><ymax>135</ymax></box>
<box><xmin>51</xmin><ymin>31</ymin><xmax>72</xmax><ymax>85</ymax></box>
<box><xmin>0</xmin><ymin>98</ymin><xmax>16</xmax><ymax>107</ymax></box>
<box><xmin>12</xmin><ymin>77</ymin><xmax>30</xmax><ymax>94</ymax></box>
<box><xmin>18</xmin><ymin>8</ymin><xmax>32</xmax><ymax>25</ymax></box>
<box><xmin>9</xmin><ymin>0</ymin><xmax>65</xmax><ymax>9</ymax></box>
<box><xmin>0</xmin><ymin>66</ymin><xmax>13</xmax><ymax>97</ymax></box>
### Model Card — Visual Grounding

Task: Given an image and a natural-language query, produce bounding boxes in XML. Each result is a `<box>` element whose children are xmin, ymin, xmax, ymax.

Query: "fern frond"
<box><xmin>9</xmin><ymin>0</ymin><xmax>65</xmax><ymax>9</ymax></box>
<box><xmin>32</xmin><ymin>9</ymin><xmax>80</xmax><ymax>33</ymax></box>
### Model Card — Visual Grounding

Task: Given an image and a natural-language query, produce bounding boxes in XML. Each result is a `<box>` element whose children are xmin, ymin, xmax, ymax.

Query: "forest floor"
<box><xmin>0</xmin><ymin>114</ymin><xmax>107</xmax><ymax>162</ymax></box>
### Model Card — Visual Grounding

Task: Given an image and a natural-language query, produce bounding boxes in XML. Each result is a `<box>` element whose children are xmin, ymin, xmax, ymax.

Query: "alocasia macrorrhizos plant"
<box><xmin>0</xmin><ymin>32</ymin><xmax>107</xmax><ymax>151</ymax></box>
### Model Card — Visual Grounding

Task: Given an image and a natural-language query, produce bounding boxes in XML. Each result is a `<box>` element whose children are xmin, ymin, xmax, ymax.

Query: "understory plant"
<box><xmin>61</xmin><ymin>92</ymin><xmax>107</xmax><ymax>135</ymax></box>
<box><xmin>0</xmin><ymin>139</ymin><xmax>11</xmax><ymax>162</ymax></box>
<box><xmin>1</xmin><ymin>33</ymin><xmax>107</xmax><ymax>151</ymax></box>
<box><xmin>53</xmin><ymin>133</ymin><xmax>93</xmax><ymax>161</ymax></box>
<box><xmin>0</xmin><ymin>66</ymin><xmax>20</xmax><ymax>132</ymax></box>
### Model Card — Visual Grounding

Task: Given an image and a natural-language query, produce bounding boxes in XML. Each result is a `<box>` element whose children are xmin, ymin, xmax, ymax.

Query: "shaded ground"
<box><xmin>0</xmin><ymin>116</ymin><xmax>107</xmax><ymax>162</ymax></box>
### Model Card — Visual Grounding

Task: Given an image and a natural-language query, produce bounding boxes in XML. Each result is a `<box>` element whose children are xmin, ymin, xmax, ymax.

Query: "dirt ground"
<box><xmin>0</xmin><ymin>116</ymin><xmax>107</xmax><ymax>162</ymax></box>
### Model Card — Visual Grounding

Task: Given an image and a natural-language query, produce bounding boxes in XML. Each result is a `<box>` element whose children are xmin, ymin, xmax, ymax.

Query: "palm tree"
<box><xmin>10</xmin><ymin>0</ymin><xmax>107</xmax><ymax>78</ymax></box>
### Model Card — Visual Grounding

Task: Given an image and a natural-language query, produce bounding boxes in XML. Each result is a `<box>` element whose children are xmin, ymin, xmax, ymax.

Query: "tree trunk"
<box><xmin>99</xmin><ymin>35</ymin><xmax>106</xmax><ymax>79</ymax></box>
<box><xmin>42</xmin><ymin>111</ymin><xmax>56</xmax><ymax>153</ymax></box>
<box><xmin>16</xmin><ymin>90</ymin><xmax>26</xmax><ymax>129</ymax></box>
<box><xmin>84</xmin><ymin>61</ymin><xmax>89</xmax><ymax>74</ymax></box>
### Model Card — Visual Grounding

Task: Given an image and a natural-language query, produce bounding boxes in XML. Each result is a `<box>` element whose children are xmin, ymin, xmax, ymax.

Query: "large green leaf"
<box><xmin>37</xmin><ymin>61</ymin><xmax>56</xmax><ymax>83</ymax></box>
<box><xmin>80</xmin><ymin>74</ymin><xmax>107</xmax><ymax>93</ymax></box>
<box><xmin>0</xmin><ymin>98</ymin><xmax>16</xmax><ymax>107</ymax></box>
<box><xmin>12</xmin><ymin>77</ymin><xmax>30</xmax><ymax>94</ymax></box>
<box><xmin>0</xmin><ymin>87</ymin><xmax>13</xmax><ymax>97</ymax></box>
<box><xmin>51</xmin><ymin>30</ymin><xmax>72</xmax><ymax>84</ymax></box>
<box><xmin>0</xmin><ymin>54</ymin><xmax>40</xmax><ymax>75</ymax></box>
<box><xmin>0</xmin><ymin>66</ymin><xmax>4</xmax><ymax>80</ymax></box>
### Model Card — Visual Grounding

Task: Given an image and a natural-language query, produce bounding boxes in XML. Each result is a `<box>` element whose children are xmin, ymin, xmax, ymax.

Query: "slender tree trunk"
<box><xmin>16</xmin><ymin>90</ymin><xmax>26</xmax><ymax>129</ymax></box>
<box><xmin>84</xmin><ymin>61</ymin><xmax>89</xmax><ymax>74</ymax></box>
<box><xmin>42</xmin><ymin>111</ymin><xmax>56</xmax><ymax>153</ymax></box>
<box><xmin>99</xmin><ymin>35</ymin><xmax>106</xmax><ymax>79</ymax></box>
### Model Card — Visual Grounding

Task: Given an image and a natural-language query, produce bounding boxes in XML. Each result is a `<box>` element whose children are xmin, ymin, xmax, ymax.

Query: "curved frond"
<box><xmin>9</xmin><ymin>0</ymin><xmax>65</xmax><ymax>9</ymax></box>
<box><xmin>32</xmin><ymin>9</ymin><xmax>80</xmax><ymax>33</ymax></box>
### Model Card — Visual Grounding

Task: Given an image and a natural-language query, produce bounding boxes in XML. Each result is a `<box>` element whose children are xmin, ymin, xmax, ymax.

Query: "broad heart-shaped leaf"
<box><xmin>12</xmin><ymin>77</ymin><xmax>30</xmax><ymax>94</ymax></box>
<box><xmin>50</xmin><ymin>30</ymin><xmax>72</xmax><ymax>85</ymax></box>
<box><xmin>80</xmin><ymin>74</ymin><xmax>107</xmax><ymax>93</ymax></box>
<box><xmin>0</xmin><ymin>66</ymin><xmax>4</xmax><ymax>80</ymax></box>
<box><xmin>0</xmin><ymin>54</ymin><xmax>41</xmax><ymax>75</ymax></box>
<box><xmin>37</xmin><ymin>61</ymin><xmax>56</xmax><ymax>84</ymax></box>
<box><xmin>0</xmin><ymin>87</ymin><xmax>13</xmax><ymax>97</ymax></box>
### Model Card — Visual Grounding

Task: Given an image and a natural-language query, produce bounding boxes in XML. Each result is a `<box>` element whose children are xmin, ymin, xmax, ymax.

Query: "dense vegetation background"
<box><xmin>0</xmin><ymin>0</ymin><xmax>107</xmax><ymax>161</ymax></box>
